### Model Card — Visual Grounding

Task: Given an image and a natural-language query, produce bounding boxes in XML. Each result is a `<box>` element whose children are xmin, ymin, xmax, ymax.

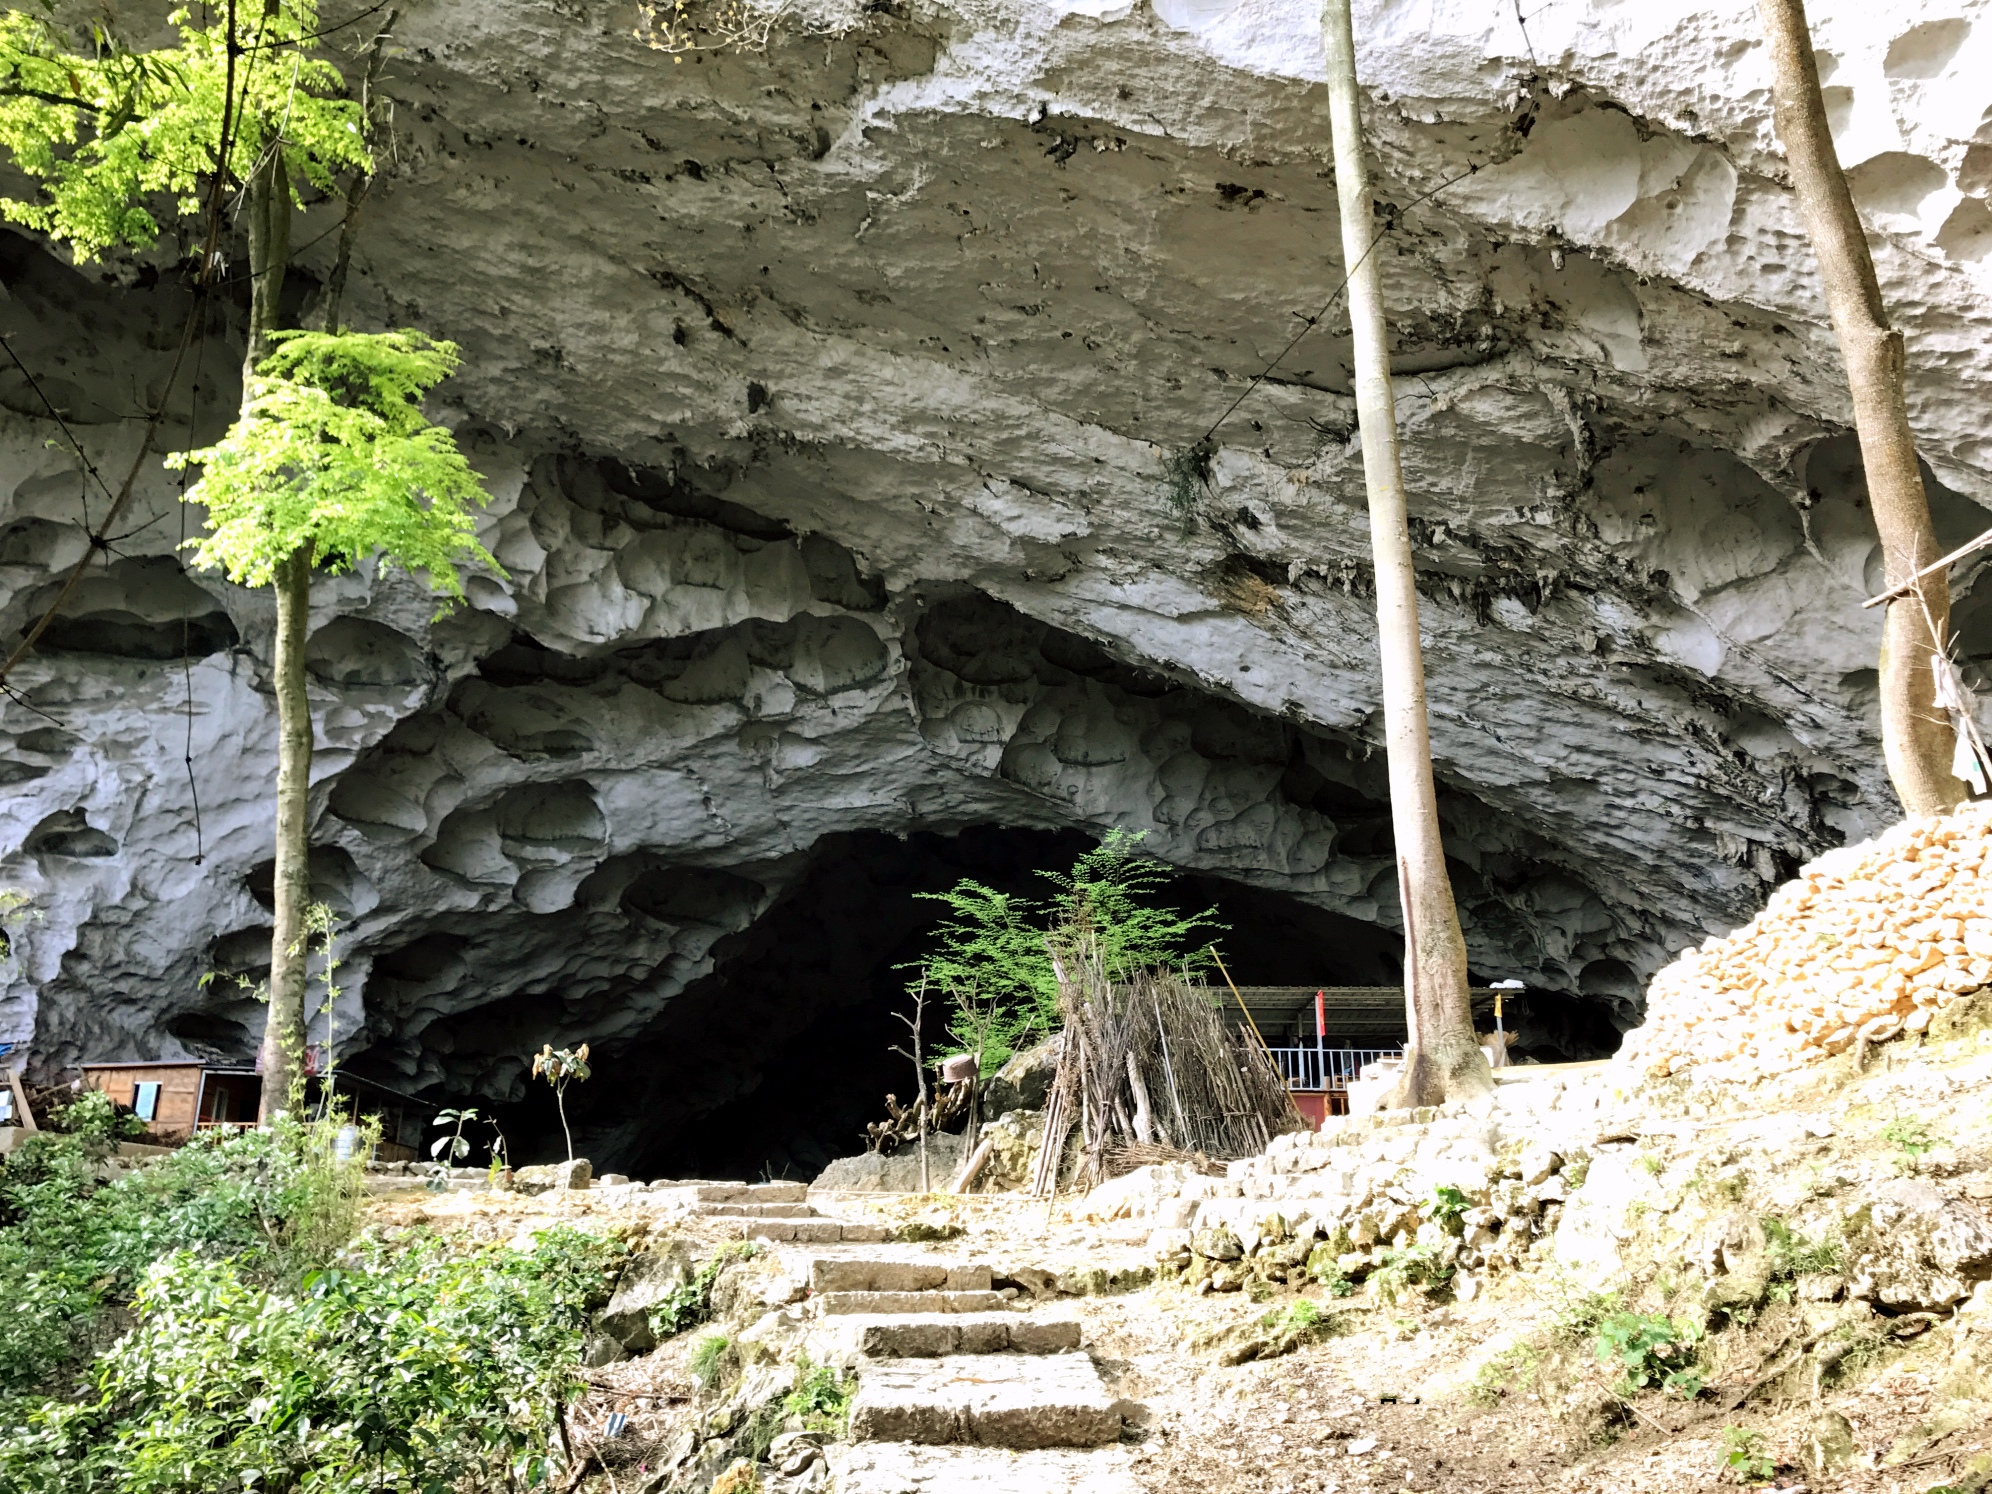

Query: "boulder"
<box><xmin>982</xmin><ymin>1038</ymin><xmax>1058</xmax><ymax>1118</ymax></box>
<box><xmin>1846</xmin><ymin>1178</ymin><xmax>1992</xmax><ymax>1311</ymax></box>
<box><xmin>513</xmin><ymin>1158</ymin><xmax>592</xmax><ymax>1193</ymax></box>
<box><xmin>597</xmin><ymin>1239</ymin><xmax>697</xmax><ymax>1352</ymax></box>
<box><xmin>813</xmin><ymin>1132</ymin><xmax>967</xmax><ymax>1192</ymax></box>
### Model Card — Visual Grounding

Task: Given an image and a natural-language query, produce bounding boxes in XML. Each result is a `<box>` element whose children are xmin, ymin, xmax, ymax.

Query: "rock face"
<box><xmin>4</xmin><ymin>0</ymin><xmax>1992</xmax><ymax>1167</ymax></box>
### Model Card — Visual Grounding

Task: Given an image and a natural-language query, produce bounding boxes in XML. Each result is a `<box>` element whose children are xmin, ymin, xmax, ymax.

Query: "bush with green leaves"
<box><xmin>908</xmin><ymin>830</ymin><xmax>1226</xmax><ymax>1072</ymax></box>
<box><xmin>0</xmin><ymin>1227</ymin><xmax>621</xmax><ymax>1493</ymax></box>
<box><xmin>1594</xmin><ymin>1310</ymin><xmax>1704</xmax><ymax>1397</ymax></box>
<box><xmin>0</xmin><ymin>1115</ymin><xmax>369</xmax><ymax>1406</ymax></box>
<box><xmin>650</xmin><ymin>1240</ymin><xmax>760</xmax><ymax>1340</ymax></box>
<box><xmin>1369</xmin><ymin>1244</ymin><xmax>1451</xmax><ymax>1305</ymax></box>
<box><xmin>1721</xmin><ymin>1425</ymin><xmax>1776</xmax><ymax>1484</ymax></box>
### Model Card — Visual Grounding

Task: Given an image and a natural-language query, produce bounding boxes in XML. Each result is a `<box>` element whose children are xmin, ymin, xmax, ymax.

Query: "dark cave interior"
<box><xmin>459</xmin><ymin>823</ymin><xmax>1622</xmax><ymax>1182</ymax></box>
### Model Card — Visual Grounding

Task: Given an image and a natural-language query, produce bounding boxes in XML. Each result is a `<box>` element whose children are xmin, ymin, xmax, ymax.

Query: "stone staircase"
<box><xmin>643</xmin><ymin>1182</ymin><xmax>892</xmax><ymax>1244</ymax></box>
<box><xmin>803</xmin><ymin>1256</ymin><xmax>1141</xmax><ymax>1494</ymax></box>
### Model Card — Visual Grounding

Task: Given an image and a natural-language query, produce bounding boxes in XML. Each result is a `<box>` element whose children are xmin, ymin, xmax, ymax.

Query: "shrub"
<box><xmin>1425</xmin><ymin>1184</ymin><xmax>1470</xmax><ymax>1232</ymax></box>
<box><xmin>1594</xmin><ymin>1311</ymin><xmax>1704</xmax><ymax>1397</ymax></box>
<box><xmin>1369</xmin><ymin>1244</ymin><xmax>1451</xmax><ymax>1305</ymax></box>
<box><xmin>0</xmin><ymin>1226</ymin><xmax>621</xmax><ymax>1493</ymax></box>
<box><xmin>782</xmin><ymin>1357</ymin><xmax>853</xmax><ymax>1435</ymax></box>
<box><xmin>650</xmin><ymin>1241</ymin><xmax>759</xmax><ymax>1340</ymax></box>
<box><xmin>1721</xmin><ymin>1425</ymin><xmax>1776</xmax><ymax>1484</ymax></box>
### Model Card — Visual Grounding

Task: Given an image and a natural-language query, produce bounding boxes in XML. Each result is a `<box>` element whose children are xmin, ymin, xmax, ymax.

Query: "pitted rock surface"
<box><xmin>6</xmin><ymin>0</ymin><xmax>1992</xmax><ymax>1169</ymax></box>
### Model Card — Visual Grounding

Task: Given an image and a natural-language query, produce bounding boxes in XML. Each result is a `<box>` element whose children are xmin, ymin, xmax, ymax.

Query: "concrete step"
<box><xmin>812</xmin><ymin>1259</ymin><xmax>993</xmax><ymax>1294</ymax></box>
<box><xmin>825</xmin><ymin>1312</ymin><xmax>1082</xmax><ymax>1358</ymax></box>
<box><xmin>828</xmin><ymin>1443</ymin><xmax>1140</xmax><ymax>1493</ymax></box>
<box><xmin>848</xmin><ymin>1352</ymin><xmax>1123</xmax><ymax>1449</ymax></box>
<box><xmin>742</xmin><ymin>1220</ymin><xmax>892</xmax><ymax>1244</ymax></box>
<box><xmin>817</xmin><ymin>1290</ymin><xmax>1010</xmax><ymax>1316</ymax></box>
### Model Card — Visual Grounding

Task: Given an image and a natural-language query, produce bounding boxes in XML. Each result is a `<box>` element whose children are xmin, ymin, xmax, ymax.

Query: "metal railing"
<box><xmin>1263</xmin><ymin>1046</ymin><xmax>1401</xmax><ymax>1092</ymax></box>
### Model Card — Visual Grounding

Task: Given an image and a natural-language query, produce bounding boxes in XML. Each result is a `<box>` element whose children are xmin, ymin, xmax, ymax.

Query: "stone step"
<box><xmin>653</xmin><ymin>1181</ymin><xmax>809</xmax><ymax>1206</ymax></box>
<box><xmin>817</xmin><ymin>1290</ymin><xmax>1010</xmax><ymax>1316</ymax></box>
<box><xmin>812</xmin><ymin>1259</ymin><xmax>993</xmax><ymax>1294</ymax></box>
<box><xmin>832</xmin><ymin>1312</ymin><xmax>1082</xmax><ymax>1358</ymax></box>
<box><xmin>742</xmin><ymin>1220</ymin><xmax>892</xmax><ymax>1244</ymax></box>
<box><xmin>828</xmin><ymin>1443</ymin><xmax>1140</xmax><ymax>1493</ymax></box>
<box><xmin>693</xmin><ymin>1201</ymin><xmax>820</xmax><ymax>1218</ymax></box>
<box><xmin>848</xmin><ymin>1352</ymin><xmax>1123</xmax><ymax>1449</ymax></box>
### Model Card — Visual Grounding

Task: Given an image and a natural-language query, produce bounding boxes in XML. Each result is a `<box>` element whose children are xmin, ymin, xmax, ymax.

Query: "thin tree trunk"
<box><xmin>244</xmin><ymin>147</ymin><xmax>291</xmax><ymax>375</ymax></box>
<box><xmin>558</xmin><ymin>1085</ymin><xmax>573</xmax><ymax>1163</ymax></box>
<box><xmin>1321</xmin><ymin>0</ymin><xmax>1490</xmax><ymax>1108</ymax></box>
<box><xmin>260</xmin><ymin>541</ymin><xmax>314</xmax><ymax>1121</ymax></box>
<box><xmin>247</xmin><ymin>138</ymin><xmax>307</xmax><ymax>1125</ymax></box>
<box><xmin>1759</xmin><ymin>0</ymin><xmax>1962</xmax><ymax>817</ymax></box>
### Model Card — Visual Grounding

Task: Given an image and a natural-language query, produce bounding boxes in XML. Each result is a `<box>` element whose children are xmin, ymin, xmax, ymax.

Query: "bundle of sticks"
<box><xmin>1029</xmin><ymin>944</ymin><xmax>1303</xmax><ymax>1195</ymax></box>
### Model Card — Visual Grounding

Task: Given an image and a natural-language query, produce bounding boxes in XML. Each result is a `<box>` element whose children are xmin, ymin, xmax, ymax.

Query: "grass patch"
<box><xmin>1721</xmin><ymin>1426</ymin><xmax>1775</xmax><ymax>1483</ymax></box>
<box><xmin>688</xmin><ymin>1332</ymin><xmax>732</xmax><ymax>1389</ymax></box>
<box><xmin>1470</xmin><ymin>1341</ymin><xmax>1542</xmax><ymax>1405</ymax></box>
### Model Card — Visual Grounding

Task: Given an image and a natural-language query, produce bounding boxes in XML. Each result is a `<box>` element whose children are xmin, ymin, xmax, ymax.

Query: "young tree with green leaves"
<box><xmin>171</xmin><ymin>331</ymin><xmax>497</xmax><ymax>1119</ymax></box>
<box><xmin>910</xmin><ymin>830</ymin><xmax>1225</xmax><ymax>1072</ymax></box>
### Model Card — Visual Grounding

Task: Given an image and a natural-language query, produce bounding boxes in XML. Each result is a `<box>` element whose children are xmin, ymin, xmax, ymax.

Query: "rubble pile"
<box><xmin>1119</xmin><ymin>1075</ymin><xmax>1613</xmax><ymax>1296</ymax></box>
<box><xmin>1622</xmin><ymin>803</ymin><xmax>1992</xmax><ymax>1081</ymax></box>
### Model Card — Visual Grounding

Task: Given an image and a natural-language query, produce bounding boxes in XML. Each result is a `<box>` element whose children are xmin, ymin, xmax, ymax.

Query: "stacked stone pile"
<box><xmin>1122</xmin><ymin>1074</ymin><xmax>1615</xmax><ymax>1294</ymax></box>
<box><xmin>1622</xmin><ymin>803</ymin><xmax>1992</xmax><ymax>1082</ymax></box>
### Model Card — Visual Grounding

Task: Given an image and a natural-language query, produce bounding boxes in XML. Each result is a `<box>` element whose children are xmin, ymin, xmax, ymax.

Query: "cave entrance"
<box><xmin>521</xmin><ymin>824</ymin><xmax>1415</xmax><ymax>1183</ymax></box>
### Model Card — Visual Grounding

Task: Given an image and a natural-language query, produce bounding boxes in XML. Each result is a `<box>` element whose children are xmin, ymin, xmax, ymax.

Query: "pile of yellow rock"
<box><xmin>1623</xmin><ymin>802</ymin><xmax>1992</xmax><ymax>1080</ymax></box>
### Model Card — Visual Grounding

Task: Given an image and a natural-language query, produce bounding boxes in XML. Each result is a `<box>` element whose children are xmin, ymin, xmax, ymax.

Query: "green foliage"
<box><xmin>1469</xmin><ymin>1341</ymin><xmax>1541</xmax><ymax>1405</ymax></box>
<box><xmin>1425</xmin><ymin>1184</ymin><xmax>1470</xmax><ymax>1232</ymax></box>
<box><xmin>1882</xmin><ymin>1116</ymin><xmax>1946</xmax><ymax>1167</ymax></box>
<box><xmin>1162</xmin><ymin>437</ymin><xmax>1215</xmax><ymax>536</ymax></box>
<box><xmin>910</xmin><ymin>830</ymin><xmax>1226</xmax><ymax>1070</ymax></box>
<box><xmin>0</xmin><ymin>1115</ymin><xmax>369</xmax><ymax>1411</ymax></box>
<box><xmin>47</xmin><ymin>1088</ymin><xmax>146</xmax><ymax>1154</ymax></box>
<box><xmin>171</xmin><ymin>330</ymin><xmax>498</xmax><ymax>599</ymax></box>
<box><xmin>1593</xmin><ymin>1311</ymin><xmax>1704</xmax><ymax>1398</ymax></box>
<box><xmin>0</xmin><ymin>3</ymin><xmax>367</xmax><ymax>260</ymax></box>
<box><xmin>1721</xmin><ymin>1425</ymin><xmax>1776</xmax><ymax>1484</ymax></box>
<box><xmin>649</xmin><ymin>1241</ymin><xmax>759</xmax><ymax>1340</ymax></box>
<box><xmin>1548</xmin><ymin>1284</ymin><xmax>1624</xmax><ymax>1341</ymax></box>
<box><xmin>781</xmin><ymin>1357</ymin><xmax>853</xmax><ymax>1436</ymax></box>
<box><xmin>688</xmin><ymin>1331</ymin><xmax>732</xmax><ymax>1389</ymax></box>
<box><xmin>1369</xmin><ymin>1244</ymin><xmax>1451</xmax><ymax>1305</ymax></box>
<box><xmin>0</xmin><ymin>1226</ymin><xmax>621</xmax><ymax>1493</ymax></box>
<box><xmin>1305</xmin><ymin>1243</ymin><xmax>1357</xmax><ymax>1297</ymax></box>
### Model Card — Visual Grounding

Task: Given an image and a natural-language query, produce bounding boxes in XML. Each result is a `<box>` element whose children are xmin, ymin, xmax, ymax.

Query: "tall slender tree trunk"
<box><xmin>262</xmin><ymin>542</ymin><xmax>314</xmax><ymax>1120</ymax></box>
<box><xmin>1321</xmin><ymin>0</ymin><xmax>1490</xmax><ymax>1108</ymax></box>
<box><xmin>246</xmin><ymin>147</ymin><xmax>312</xmax><ymax>1123</ymax></box>
<box><xmin>1759</xmin><ymin>0</ymin><xmax>1962</xmax><ymax>818</ymax></box>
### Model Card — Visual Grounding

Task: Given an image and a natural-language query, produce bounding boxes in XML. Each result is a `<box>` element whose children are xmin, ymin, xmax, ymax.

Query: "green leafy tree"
<box><xmin>911</xmin><ymin>831</ymin><xmax>1225</xmax><ymax>1072</ymax></box>
<box><xmin>170</xmin><ymin>331</ymin><xmax>498</xmax><ymax>1121</ymax></box>
<box><xmin>0</xmin><ymin>4</ymin><xmax>366</xmax><ymax>263</ymax></box>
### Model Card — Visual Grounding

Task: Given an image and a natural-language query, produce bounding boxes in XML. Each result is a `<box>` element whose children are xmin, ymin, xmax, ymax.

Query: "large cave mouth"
<box><xmin>472</xmin><ymin>823</ymin><xmax>1583</xmax><ymax>1183</ymax></box>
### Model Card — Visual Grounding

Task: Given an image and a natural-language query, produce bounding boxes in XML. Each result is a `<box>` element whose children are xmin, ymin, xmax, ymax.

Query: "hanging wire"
<box><xmin>178</xmin><ymin>286</ymin><xmax>215</xmax><ymax>865</ymax></box>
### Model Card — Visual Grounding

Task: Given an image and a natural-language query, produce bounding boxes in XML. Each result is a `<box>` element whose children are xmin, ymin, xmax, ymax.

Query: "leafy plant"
<box><xmin>782</xmin><ymin>1356</ymin><xmax>853</xmax><ymax>1435</ymax></box>
<box><xmin>907</xmin><ymin>830</ymin><xmax>1226</xmax><ymax>1070</ymax></box>
<box><xmin>1882</xmin><ymin>1116</ymin><xmax>1945</xmax><ymax>1170</ymax></box>
<box><xmin>1425</xmin><ymin>1184</ymin><xmax>1470</xmax><ymax>1232</ymax></box>
<box><xmin>0</xmin><ymin>1226</ymin><xmax>621</xmax><ymax>1492</ymax></box>
<box><xmin>1721</xmin><ymin>1425</ymin><xmax>1776</xmax><ymax>1484</ymax></box>
<box><xmin>48</xmin><ymin>1088</ymin><xmax>146</xmax><ymax>1155</ymax></box>
<box><xmin>530</xmin><ymin>1043</ymin><xmax>594</xmax><ymax>1163</ymax></box>
<box><xmin>1594</xmin><ymin>1311</ymin><xmax>1704</xmax><ymax>1397</ymax></box>
<box><xmin>0</xmin><ymin>3</ymin><xmax>368</xmax><ymax>261</ymax></box>
<box><xmin>1763</xmin><ymin>1216</ymin><xmax>1842</xmax><ymax>1290</ymax></box>
<box><xmin>649</xmin><ymin>1241</ymin><xmax>759</xmax><ymax>1340</ymax></box>
<box><xmin>1369</xmin><ymin>1244</ymin><xmax>1451</xmax><ymax>1305</ymax></box>
<box><xmin>688</xmin><ymin>1331</ymin><xmax>732</xmax><ymax>1388</ymax></box>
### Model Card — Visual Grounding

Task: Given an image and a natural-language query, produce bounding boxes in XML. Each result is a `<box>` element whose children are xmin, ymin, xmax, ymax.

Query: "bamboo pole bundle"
<box><xmin>1029</xmin><ymin>938</ymin><xmax>1303</xmax><ymax>1195</ymax></box>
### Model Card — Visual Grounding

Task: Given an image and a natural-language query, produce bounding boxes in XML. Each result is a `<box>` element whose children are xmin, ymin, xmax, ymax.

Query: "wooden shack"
<box><xmin>80</xmin><ymin>1061</ymin><xmax>262</xmax><ymax>1141</ymax></box>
